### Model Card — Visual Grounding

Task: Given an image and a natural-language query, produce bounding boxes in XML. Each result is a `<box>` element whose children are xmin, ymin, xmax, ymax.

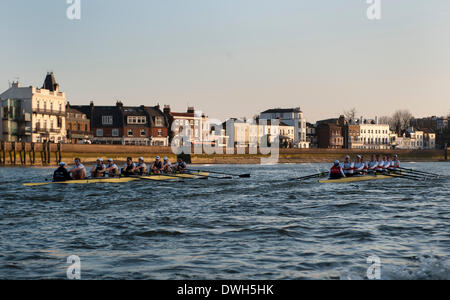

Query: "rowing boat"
<box><xmin>23</xmin><ymin>172</ymin><xmax>211</xmax><ymax>187</ymax></box>
<box><xmin>318</xmin><ymin>173</ymin><xmax>404</xmax><ymax>184</ymax></box>
<box><xmin>23</xmin><ymin>177</ymin><xmax>140</xmax><ymax>187</ymax></box>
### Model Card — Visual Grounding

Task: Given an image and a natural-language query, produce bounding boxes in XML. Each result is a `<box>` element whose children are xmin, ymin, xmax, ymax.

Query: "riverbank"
<box><xmin>0</xmin><ymin>143</ymin><xmax>447</xmax><ymax>166</ymax></box>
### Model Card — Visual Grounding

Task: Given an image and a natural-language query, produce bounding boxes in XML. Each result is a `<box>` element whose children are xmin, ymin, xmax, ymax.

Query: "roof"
<box><xmin>42</xmin><ymin>72</ymin><xmax>58</xmax><ymax>91</ymax></box>
<box><xmin>261</xmin><ymin>107</ymin><xmax>302</xmax><ymax>114</ymax></box>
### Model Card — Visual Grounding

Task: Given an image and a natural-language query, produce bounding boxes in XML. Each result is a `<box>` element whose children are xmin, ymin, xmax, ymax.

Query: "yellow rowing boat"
<box><xmin>23</xmin><ymin>172</ymin><xmax>211</xmax><ymax>187</ymax></box>
<box><xmin>318</xmin><ymin>173</ymin><xmax>404</xmax><ymax>184</ymax></box>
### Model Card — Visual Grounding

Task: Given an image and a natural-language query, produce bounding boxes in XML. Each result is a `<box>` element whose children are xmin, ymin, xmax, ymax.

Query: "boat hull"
<box><xmin>319</xmin><ymin>173</ymin><xmax>403</xmax><ymax>183</ymax></box>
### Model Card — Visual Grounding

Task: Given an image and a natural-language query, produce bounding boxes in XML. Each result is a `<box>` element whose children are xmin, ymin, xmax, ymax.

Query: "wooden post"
<box><xmin>0</xmin><ymin>141</ymin><xmax>4</xmax><ymax>165</ymax></box>
<box><xmin>41</xmin><ymin>141</ymin><xmax>47</xmax><ymax>165</ymax></box>
<box><xmin>445</xmin><ymin>143</ymin><xmax>448</xmax><ymax>161</ymax></box>
<box><xmin>20</xmin><ymin>142</ymin><xmax>25</xmax><ymax>165</ymax></box>
<box><xmin>29</xmin><ymin>142</ymin><xmax>35</xmax><ymax>165</ymax></box>
<box><xmin>10</xmin><ymin>142</ymin><xmax>16</xmax><ymax>166</ymax></box>
<box><xmin>55</xmin><ymin>143</ymin><xmax>61</xmax><ymax>164</ymax></box>
<box><xmin>47</xmin><ymin>141</ymin><xmax>51</xmax><ymax>164</ymax></box>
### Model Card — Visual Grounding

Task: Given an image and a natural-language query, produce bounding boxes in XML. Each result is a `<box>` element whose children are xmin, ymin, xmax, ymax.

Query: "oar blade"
<box><xmin>238</xmin><ymin>174</ymin><xmax>251</xmax><ymax>178</ymax></box>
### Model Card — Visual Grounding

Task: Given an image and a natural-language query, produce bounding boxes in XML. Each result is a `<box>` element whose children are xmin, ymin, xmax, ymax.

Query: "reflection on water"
<box><xmin>0</xmin><ymin>163</ymin><xmax>449</xmax><ymax>279</ymax></box>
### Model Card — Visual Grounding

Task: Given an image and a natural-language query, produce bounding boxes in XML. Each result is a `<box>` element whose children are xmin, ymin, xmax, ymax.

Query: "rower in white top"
<box><xmin>367</xmin><ymin>154</ymin><xmax>378</xmax><ymax>174</ymax></box>
<box><xmin>353</xmin><ymin>155</ymin><xmax>366</xmax><ymax>175</ymax></box>
<box><xmin>342</xmin><ymin>155</ymin><xmax>355</xmax><ymax>177</ymax></box>
<box><xmin>391</xmin><ymin>154</ymin><xmax>401</xmax><ymax>171</ymax></box>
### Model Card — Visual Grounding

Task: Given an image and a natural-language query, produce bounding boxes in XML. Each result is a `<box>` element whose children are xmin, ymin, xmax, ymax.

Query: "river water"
<box><xmin>0</xmin><ymin>162</ymin><xmax>449</xmax><ymax>280</ymax></box>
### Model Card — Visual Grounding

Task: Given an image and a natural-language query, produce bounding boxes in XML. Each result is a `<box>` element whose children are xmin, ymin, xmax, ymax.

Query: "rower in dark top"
<box><xmin>122</xmin><ymin>157</ymin><xmax>136</xmax><ymax>177</ymax></box>
<box><xmin>175</xmin><ymin>158</ymin><xmax>187</xmax><ymax>173</ymax></box>
<box><xmin>150</xmin><ymin>156</ymin><xmax>163</xmax><ymax>174</ymax></box>
<box><xmin>91</xmin><ymin>158</ymin><xmax>107</xmax><ymax>178</ymax></box>
<box><xmin>53</xmin><ymin>162</ymin><xmax>72</xmax><ymax>182</ymax></box>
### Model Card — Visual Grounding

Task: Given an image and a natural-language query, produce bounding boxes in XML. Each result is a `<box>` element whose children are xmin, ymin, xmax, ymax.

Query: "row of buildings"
<box><xmin>312</xmin><ymin>115</ymin><xmax>440</xmax><ymax>150</ymax></box>
<box><xmin>1</xmin><ymin>73</ymin><xmax>448</xmax><ymax>150</ymax></box>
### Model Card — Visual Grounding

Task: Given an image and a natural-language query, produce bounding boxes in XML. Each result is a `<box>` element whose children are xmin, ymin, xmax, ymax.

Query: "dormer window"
<box><xmin>128</xmin><ymin>116</ymin><xmax>146</xmax><ymax>124</ymax></box>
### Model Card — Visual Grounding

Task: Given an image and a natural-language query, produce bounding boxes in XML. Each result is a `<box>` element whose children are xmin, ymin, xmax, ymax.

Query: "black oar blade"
<box><xmin>238</xmin><ymin>174</ymin><xmax>251</xmax><ymax>178</ymax></box>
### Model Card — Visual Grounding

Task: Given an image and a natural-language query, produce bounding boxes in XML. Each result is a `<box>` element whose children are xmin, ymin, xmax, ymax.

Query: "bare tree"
<box><xmin>391</xmin><ymin>110</ymin><xmax>414</xmax><ymax>135</ymax></box>
<box><xmin>378</xmin><ymin>116</ymin><xmax>392</xmax><ymax>127</ymax></box>
<box><xmin>344</xmin><ymin>108</ymin><xmax>357</xmax><ymax>120</ymax></box>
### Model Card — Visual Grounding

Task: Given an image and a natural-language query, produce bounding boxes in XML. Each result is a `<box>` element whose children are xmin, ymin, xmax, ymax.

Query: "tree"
<box><xmin>391</xmin><ymin>110</ymin><xmax>414</xmax><ymax>135</ymax></box>
<box><xmin>378</xmin><ymin>116</ymin><xmax>392</xmax><ymax>127</ymax></box>
<box><xmin>344</xmin><ymin>108</ymin><xmax>357</xmax><ymax>120</ymax></box>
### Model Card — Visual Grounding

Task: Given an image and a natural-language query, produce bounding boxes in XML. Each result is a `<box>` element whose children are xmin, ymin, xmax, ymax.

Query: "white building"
<box><xmin>260</xmin><ymin>107</ymin><xmax>309</xmax><ymax>148</ymax></box>
<box><xmin>0</xmin><ymin>73</ymin><xmax>67</xmax><ymax>143</ymax></box>
<box><xmin>391</xmin><ymin>127</ymin><xmax>435</xmax><ymax>150</ymax></box>
<box><xmin>359</xmin><ymin>122</ymin><xmax>391</xmax><ymax>150</ymax></box>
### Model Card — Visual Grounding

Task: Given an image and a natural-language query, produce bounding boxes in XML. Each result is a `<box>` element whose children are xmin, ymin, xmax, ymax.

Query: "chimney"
<box><xmin>375</xmin><ymin>116</ymin><xmax>378</xmax><ymax>124</ymax></box>
<box><xmin>187</xmin><ymin>106</ymin><xmax>195</xmax><ymax>114</ymax></box>
<box><xmin>116</xmin><ymin>101</ymin><xmax>123</xmax><ymax>108</ymax></box>
<box><xmin>163</xmin><ymin>105</ymin><xmax>171</xmax><ymax>114</ymax></box>
<box><xmin>12</xmin><ymin>81</ymin><xmax>20</xmax><ymax>88</ymax></box>
<box><xmin>90</xmin><ymin>101</ymin><xmax>94</xmax><ymax>107</ymax></box>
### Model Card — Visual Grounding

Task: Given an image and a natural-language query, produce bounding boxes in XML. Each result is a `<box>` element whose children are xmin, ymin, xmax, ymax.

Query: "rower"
<box><xmin>367</xmin><ymin>155</ymin><xmax>378</xmax><ymax>174</ymax></box>
<box><xmin>175</xmin><ymin>157</ymin><xmax>187</xmax><ymax>173</ymax></box>
<box><xmin>150</xmin><ymin>156</ymin><xmax>163</xmax><ymax>174</ymax></box>
<box><xmin>342</xmin><ymin>155</ymin><xmax>354</xmax><ymax>177</ymax></box>
<box><xmin>135</xmin><ymin>157</ymin><xmax>147</xmax><ymax>175</ymax></box>
<box><xmin>383</xmin><ymin>155</ymin><xmax>392</xmax><ymax>173</ymax></box>
<box><xmin>329</xmin><ymin>160</ymin><xmax>346</xmax><ymax>179</ymax></box>
<box><xmin>69</xmin><ymin>158</ymin><xmax>87</xmax><ymax>179</ymax></box>
<box><xmin>105</xmin><ymin>158</ymin><xmax>120</xmax><ymax>177</ymax></box>
<box><xmin>91</xmin><ymin>158</ymin><xmax>106</xmax><ymax>178</ymax></box>
<box><xmin>391</xmin><ymin>154</ymin><xmax>400</xmax><ymax>171</ymax></box>
<box><xmin>53</xmin><ymin>162</ymin><xmax>72</xmax><ymax>182</ymax></box>
<box><xmin>122</xmin><ymin>157</ymin><xmax>137</xmax><ymax>176</ymax></box>
<box><xmin>162</xmin><ymin>157</ymin><xmax>172</xmax><ymax>173</ymax></box>
<box><xmin>353</xmin><ymin>155</ymin><xmax>365</xmax><ymax>175</ymax></box>
<box><xmin>375</xmin><ymin>155</ymin><xmax>384</xmax><ymax>173</ymax></box>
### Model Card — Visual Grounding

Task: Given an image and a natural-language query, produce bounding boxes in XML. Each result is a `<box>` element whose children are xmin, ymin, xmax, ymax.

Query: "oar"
<box><xmin>188</xmin><ymin>169</ymin><xmax>250</xmax><ymax>178</ymax></box>
<box><xmin>379</xmin><ymin>172</ymin><xmax>421</xmax><ymax>181</ymax></box>
<box><xmin>397</xmin><ymin>167</ymin><xmax>440</xmax><ymax>177</ymax></box>
<box><xmin>185</xmin><ymin>171</ymin><xmax>232</xmax><ymax>180</ymax></box>
<box><xmin>294</xmin><ymin>171</ymin><xmax>329</xmax><ymax>181</ymax></box>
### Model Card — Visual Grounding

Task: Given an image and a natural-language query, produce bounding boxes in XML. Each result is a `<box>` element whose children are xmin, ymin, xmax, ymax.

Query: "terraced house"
<box><xmin>70</xmin><ymin>101</ymin><xmax>170</xmax><ymax>146</ymax></box>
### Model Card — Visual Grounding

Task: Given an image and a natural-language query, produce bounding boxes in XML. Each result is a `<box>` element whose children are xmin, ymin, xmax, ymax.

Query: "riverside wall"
<box><xmin>0</xmin><ymin>142</ymin><xmax>448</xmax><ymax>167</ymax></box>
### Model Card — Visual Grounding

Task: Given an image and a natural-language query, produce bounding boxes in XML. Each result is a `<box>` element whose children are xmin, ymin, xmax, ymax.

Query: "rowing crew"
<box><xmin>53</xmin><ymin>156</ymin><xmax>188</xmax><ymax>182</ymax></box>
<box><xmin>329</xmin><ymin>154</ymin><xmax>401</xmax><ymax>179</ymax></box>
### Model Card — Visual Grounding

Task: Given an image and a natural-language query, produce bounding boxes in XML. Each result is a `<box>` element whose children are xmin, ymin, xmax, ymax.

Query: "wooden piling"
<box><xmin>445</xmin><ymin>143</ymin><xmax>448</xmax><ymax>161</ymax></box>
<box><xmin>29</xmin><ymin>142</ymin><xmax>36</xmax><ymax>165</ymax></box>
<box><xmin>0</xmin><ymin>141</ymin><xmax>5</xmax><ymax>165</ymax></box>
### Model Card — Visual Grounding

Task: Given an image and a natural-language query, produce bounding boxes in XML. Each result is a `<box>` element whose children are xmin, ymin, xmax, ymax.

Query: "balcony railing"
<box><xmin>33</xmin><ymin>108</ymin><xmax>65</xmax><ymax>116</ymax></box>
<box><xmin>33</xmin><ymin>128</ymin><xmax>62</xmax><ymax>134</ymax></box>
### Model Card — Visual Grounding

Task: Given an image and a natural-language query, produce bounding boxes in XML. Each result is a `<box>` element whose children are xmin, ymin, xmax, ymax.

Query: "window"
<box><xmin>128</xmin><ymin>129</ymin><xmax>133</xmax><ymax>137</ymax></box>
<box><xmin>102</xmin><ymin>116</ymin><xmax>113</xmax><ymax>125</ymax></box>
<box><xmin>85</xmin><ymin>124</ymin><xmax>88</xmax><ymax>131</ymax></box>
<box><xmin>141</xmin><ymin>129</ymin><xmax>146</xmax><ymax>136</ymax></box>
<box><xmin>128</xmin><ymin>116</ymin><xmax>146</xmax><ymax>124</ymax></box>
<box><xmin>155</xmin><ymin>117</ymin><xmax>163</xmax><ymax>127</ymax></box>
<box><xmin>112</xmin><ymin>129</ymin><xmax>119</xmax><ymax>137</ymax></box>
<box><xmin>96</xmin><ymin>129</ymin><xmax>103</xmax><ymax>137</ymax></box>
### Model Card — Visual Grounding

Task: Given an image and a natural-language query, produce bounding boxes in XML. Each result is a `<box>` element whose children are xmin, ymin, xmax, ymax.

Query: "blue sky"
<box><xmin>1</xmin><ymin>0</ymin><xmax>450</xmax><ymax>121</ymax></box>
